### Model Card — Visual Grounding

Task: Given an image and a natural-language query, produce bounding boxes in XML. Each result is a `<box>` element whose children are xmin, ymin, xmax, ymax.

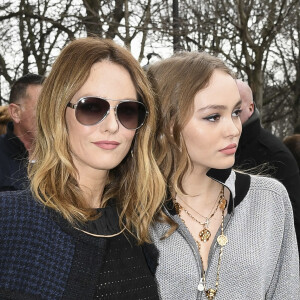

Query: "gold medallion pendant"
<box><xmin>217</xmin><ymin>234</ymin><xmax>228</xmax><ymax>246</ymax></box>
<box><xmin>175</xmin><ymin>185</ymin><xmax>227</xmax><ymax>300</ymax></box>
<box><xmin>199</xmin><ymin>228</ymin><xmax>211</xmax><ymax>242</ymax></box>
<box><xmin>205</xmin><ymin>288</ymin><xmax>217</xmax><ymax>299</ymax></box>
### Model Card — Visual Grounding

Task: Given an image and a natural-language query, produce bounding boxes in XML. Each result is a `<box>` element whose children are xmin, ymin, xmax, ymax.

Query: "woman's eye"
<box><xmin>203</xmin><ymin>114</ymin><xmax>220</xmax><ymax>122</ymax></box>
<box><xmin>232</xmin><ymin>109</ymin><xmax>242</xmax><ymax>117</ymax></box>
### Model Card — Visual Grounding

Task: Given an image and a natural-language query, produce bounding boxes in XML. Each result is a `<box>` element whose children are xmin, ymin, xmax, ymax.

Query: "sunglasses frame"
<box><xmin>67</xmin><ymin>96</ymin><xmax>149</xmax><ymax>130</ymax></box>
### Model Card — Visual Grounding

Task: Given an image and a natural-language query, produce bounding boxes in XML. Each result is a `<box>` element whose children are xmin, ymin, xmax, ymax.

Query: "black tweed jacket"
<box><xmin>0</xmin><ymin>189</ymin><xmax>159</xmax><ymax>300</ymax></box>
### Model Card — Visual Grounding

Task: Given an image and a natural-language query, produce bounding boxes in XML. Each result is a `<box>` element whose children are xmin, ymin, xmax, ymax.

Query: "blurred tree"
<box><xmin>159</xmin><ymin>0</ymin><xmax>299</xmax><ymax>135</ymax></box>
<box><xmin>0</xmin><ymin>0</ymin><xmax>299</xmax><ymax>135</ymax></box>
<box><xmin>269</xmin><ymin>0</ymin><xmax>300</xmax><ymax>136</ymax></box>
<box><xmin>0</xmin><ymin>0</ymin><xmax>159</xmax><ymax>104</ymax></box>
<box><xmin>0</xmin><ymin>0</ymin><xmax>81</xmax><ymax>103</ymax></box>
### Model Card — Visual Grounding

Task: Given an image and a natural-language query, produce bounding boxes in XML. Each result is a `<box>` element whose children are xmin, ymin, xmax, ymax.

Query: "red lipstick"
<box><xmin>93</xmin><ymin>140</ymin><xmax>120</xmax><ymax>150</ymax></box>
<box><xmin>219</xmin><ymin>143</ymin><xmax>237</xmax><ymax>155</ymax></box>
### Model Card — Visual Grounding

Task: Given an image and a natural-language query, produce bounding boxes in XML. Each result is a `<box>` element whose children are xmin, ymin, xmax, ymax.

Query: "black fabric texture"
<box><xmin>142</xmin><ymin>243</ymin><xmax>159</xmax><ymax>275</ymax></box>
<box><xmin>0</xmin><ymin>122</ymin><xmax>29</xmax><ymax>191</ymax></box>
<box><xmin>0</xmin><ymin>191</ymin><xmax>159</xmax><ymax>299</ymax></box>
<box><xmin>234</xmin><ymin>172</ymin><xmax>251</xmax><ymax>208</ymax></box>
<box><xmin>94</xmin><ymin>233</ymin><xmax>159</xmax><ymax>299</ymax></box>
<box><xmin>235</xmin><ymin>110</ymin><xmax>300</xmax><ymax>248</ymax></box>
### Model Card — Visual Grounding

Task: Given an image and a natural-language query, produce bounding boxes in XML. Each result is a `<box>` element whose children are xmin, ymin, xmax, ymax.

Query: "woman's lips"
<box><xmin>93</xmin><ymin>141</ymin><xmax>120</xmax><ymax>150</ymax></box>
<box><xmin>219</xmin><ymin>143</ymin><xmax>237</xmax><ymax>155</ymax></box>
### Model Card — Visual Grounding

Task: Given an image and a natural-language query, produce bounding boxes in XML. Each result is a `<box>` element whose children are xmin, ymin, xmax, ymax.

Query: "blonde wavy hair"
<box><xmin>0</xmin><ymin>106</ymin><xmax>11</xmax><ymax>135</ymax></box>
<box><xmin>148</xmin><ymin>51</ymin><xmax>234</xmax><ymax>200</ymax></box>
<box><xmin>29</xmin><ymin>37</ymin><xmax>165</xmax><ymax>243</ymax></box>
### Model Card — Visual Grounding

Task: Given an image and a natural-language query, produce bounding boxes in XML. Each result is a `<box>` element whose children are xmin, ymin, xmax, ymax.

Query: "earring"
<box><xmin>131</xmin><ymin>149</ymin><xmax>134</xmax><ymax>157</ymax></box>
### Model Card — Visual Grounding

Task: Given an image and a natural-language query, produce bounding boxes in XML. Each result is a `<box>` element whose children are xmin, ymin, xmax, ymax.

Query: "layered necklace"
<box><xmin>174</xmin><ymin>185</ymin><xmax>228</xmax><ymax>300</ymax></box>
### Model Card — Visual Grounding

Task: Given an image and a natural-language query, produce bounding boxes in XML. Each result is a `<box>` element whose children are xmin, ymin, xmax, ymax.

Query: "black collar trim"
<box><xmin>233</xmin><ymin>171</ymin><xmax>251</xmax><ymax>208</ymax></box>
<box><xmin>165</xmin><ymin>168</ymin><xmax>251</xmax><ymax>215</ymax></box>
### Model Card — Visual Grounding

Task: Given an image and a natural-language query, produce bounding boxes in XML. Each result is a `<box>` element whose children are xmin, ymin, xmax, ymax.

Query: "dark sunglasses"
<box><xmin>67</xmin><ymin>96</ymin><xmax>148</xmax><ymax>130</ymax></box>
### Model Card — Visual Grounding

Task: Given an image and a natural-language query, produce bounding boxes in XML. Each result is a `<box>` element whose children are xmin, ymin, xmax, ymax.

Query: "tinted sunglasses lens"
<box><xmin>117</xmin><ymin>102</ymin><xmax>147</xmax><ymax>129</ymax></box>
<box><xmin>76</xmin><ymin>98</ymin><xmax>109</xmax><ymax>125</ymax></box>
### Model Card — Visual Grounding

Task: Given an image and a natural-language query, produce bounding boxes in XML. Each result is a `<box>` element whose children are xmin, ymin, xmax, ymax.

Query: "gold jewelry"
<box><xmin>74</xmin><ymin>226</ymin><xmax>125</xmax><ymax>237</ymax></box>
<box><xmin>177</xmin><ymin>188</ymin><xmax>220</xmax><ymax>220</ymax></box>
<box><xmin>175</xmin><ymin>202</ymin><xmax>207</xmax><ymax>227</ymax></box>
<box><xmin>175</xmin><ymin>186</ymin><xmax>224</xmax><ymax>242</ymax></box>
<box><xmin>201</xmin><ymin>196</ymin><xmax>227</xmax><ymax>300</ymax></box>
<box><xmin>175</xmin><ymin>185</ymin><xmax>228</xmax><ymax>300</ymax></box>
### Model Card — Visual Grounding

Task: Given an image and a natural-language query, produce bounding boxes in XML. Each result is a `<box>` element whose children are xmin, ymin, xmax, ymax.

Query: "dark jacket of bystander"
<box><xmin>235</xmin><ymin>109</ymin><xmax>300</xmax><ymax>248</ymax></box>
<box><xmin>0</xmin><ymin>121</ymin><xmax>29</xmax><ymax>191</ymax></box>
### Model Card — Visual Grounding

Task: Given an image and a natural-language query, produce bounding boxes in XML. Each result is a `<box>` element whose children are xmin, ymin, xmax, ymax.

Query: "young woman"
<box><xmin>148</xmin><ymin>52</ymin><xmax>299</xmax><ymax>300</ymax></box>
<box><xmin>0</xmin><ymin>37</ymin><xmax>165</xmax><ymax>299</ymax></box>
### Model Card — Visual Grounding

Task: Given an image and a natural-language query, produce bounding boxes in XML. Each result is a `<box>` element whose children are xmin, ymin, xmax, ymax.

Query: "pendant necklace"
<box><xmin>174</xmin><ymin>185</ymin><xmax>225</xmax><ymax>243</ymax></box>
<box><xmin>174</xmin><ymin>185</ymin><xmax>228</xmax><ymax>300</ymax></box>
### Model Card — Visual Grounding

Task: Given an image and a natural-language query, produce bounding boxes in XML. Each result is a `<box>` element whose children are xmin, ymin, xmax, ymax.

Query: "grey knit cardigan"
<box><xmin>150</xmin><ymin>169</ymin><xmax>300</xmax><ymax>300</ymax></box>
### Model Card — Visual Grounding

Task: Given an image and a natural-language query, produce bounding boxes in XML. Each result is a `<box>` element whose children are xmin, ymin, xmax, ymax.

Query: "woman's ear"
<box><xmin>8</xmin><ymin>103</ymin><xmax>22</xmax><ymax>123</ymax></box>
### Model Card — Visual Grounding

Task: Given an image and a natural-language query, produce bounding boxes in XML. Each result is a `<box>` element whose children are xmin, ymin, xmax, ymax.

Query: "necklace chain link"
<box><xmin>174</xmin><ymin>185</ymin><xmax>228</xmax><ymax>300</ymax></box>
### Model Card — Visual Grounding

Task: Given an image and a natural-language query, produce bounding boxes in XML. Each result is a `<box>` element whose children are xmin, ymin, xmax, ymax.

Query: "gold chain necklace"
<box><xmin>74</xmin><ymin>227</ymin><xmax>125</xmax><ymax>237</ymax></box>
<box><xmin>175</xmin><ymin>186</ymin><xmax>228</xmax><ymax>300</ymax></box>
<box><xmin>177</xmin><ymin>190</ymin><xmax>220</xmax><ymax>220</ymax></box>
<box><xmin>174</xmin><ymin>186</ymin><xmax>225</xmax><ymax>242</ymax></box>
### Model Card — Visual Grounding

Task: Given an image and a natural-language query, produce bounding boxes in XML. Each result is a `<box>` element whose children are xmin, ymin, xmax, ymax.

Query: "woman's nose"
<box><xmin>100</xmin><ymin>106</ymin><xmax>119</xmax><ymax>133</ymax></box>
<box><xmin>224</xmin><ymin>117</ymin><xmax>241</xmax><ymax>138</ymax></box>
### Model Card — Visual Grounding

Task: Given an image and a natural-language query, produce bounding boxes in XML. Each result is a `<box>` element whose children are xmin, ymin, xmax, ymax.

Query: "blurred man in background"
<box><xmin>234</xmin><ymin>80</ymin><xmax>300</xmax><ymax>248</ymax></box>
<box><xmin>283</xmin><ymin>134</ymin><xmax>300</xmax><ymax>170</ymax></box>
<box><xmin>0</xmin><ymin>73</ymin><xmax>44</xmax><ymax>191</ymax></box>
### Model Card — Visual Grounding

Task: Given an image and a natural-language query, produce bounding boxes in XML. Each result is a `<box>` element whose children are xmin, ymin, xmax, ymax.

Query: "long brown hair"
<box><xmin>148</xmin><ymin>51</ymin><xmax>234</xmax><ymax>199</ymax></box>
<box><xmin>29</xmin><ymin>37</ymin><xmax>165</xmax><ymax>243</ymax></box>
<box><xmin>0</xmin><ymin>106</ymin><xmax>11</xmax><ymax>135</ymax></box>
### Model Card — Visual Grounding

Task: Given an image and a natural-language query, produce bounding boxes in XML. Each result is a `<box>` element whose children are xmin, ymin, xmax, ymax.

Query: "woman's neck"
<box><xmin>178</xmin><ymin>167</ymin><xmax>222</xmax><ymax>211</ymax></box>
<box><xmin>77</xmin><ymin>168</ymin><xmax>108</xmax><ymax>208</ymax></box>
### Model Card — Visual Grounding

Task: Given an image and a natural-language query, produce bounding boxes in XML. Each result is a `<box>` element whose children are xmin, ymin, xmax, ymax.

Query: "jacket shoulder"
<box><xmin>0</xmin><ymin>189</ymin><xmax>45</xmax><ymax>216</ymax></box>
<box><xmin>249</xmin><ymin>174</ymin><xmax>286</xmax><ymax>191</ymax></box>
<box><xmin>258</xmin><ymin>129</ymin><xmax>294</xmax><ymax>159</ymax></box>
<box><xmin>247</xmin><ymin>174</ymin><xmax>291</xmax><ymax>209</ymax></box>
<box><xmin>0</xmin><ymin>190</ymin><xmax>75</xmax><ymax>299</ymax></box>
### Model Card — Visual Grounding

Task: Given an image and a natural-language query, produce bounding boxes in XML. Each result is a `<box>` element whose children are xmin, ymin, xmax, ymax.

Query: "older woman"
<box><xmin>0</xmin><ymin>37</ymin><xmax>165</xmax><ymax>299</ymax></box>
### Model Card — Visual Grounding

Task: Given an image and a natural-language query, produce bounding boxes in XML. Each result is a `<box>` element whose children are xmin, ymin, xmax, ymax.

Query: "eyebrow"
<box><xmin>198</xmin><ymin>99</ymin><xmax>242</xmax><ymax>111</ymax></box>
<box><xmin>78</xmin><ymin>95</ymin><xmax>138</xmax><ymax>101</ymax></box>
